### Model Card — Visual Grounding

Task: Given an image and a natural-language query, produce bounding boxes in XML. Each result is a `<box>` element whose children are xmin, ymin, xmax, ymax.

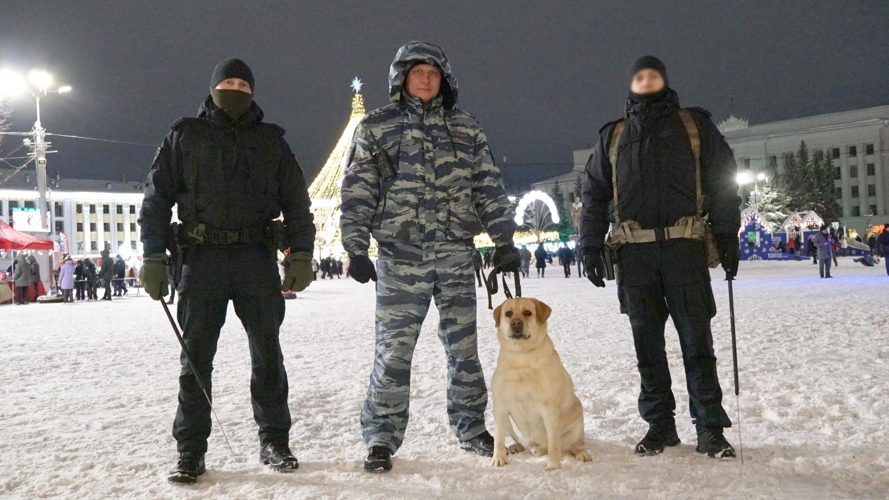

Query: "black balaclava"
<box><xmin>628</xmin><ymin>55</ymin><xmax>669</xmax><ymax>104</ymax></box>
<box><xmin>209</xmin><ymin>58</ymin><xmax>255</xmax><ymax>120</ymax></box>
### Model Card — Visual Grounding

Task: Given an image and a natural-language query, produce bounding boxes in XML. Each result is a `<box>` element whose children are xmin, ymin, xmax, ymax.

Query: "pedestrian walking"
<box><xmin>59</xmin><ymin>254</ymin><xmax>75</xmax><ymax>303</ymax></box>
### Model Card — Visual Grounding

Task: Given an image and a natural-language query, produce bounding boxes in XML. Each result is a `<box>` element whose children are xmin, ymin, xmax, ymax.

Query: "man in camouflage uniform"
<box><xmin>340</xmin><ymin>41</ymin><xmax>520</xmax><ymax>473</ymax></box>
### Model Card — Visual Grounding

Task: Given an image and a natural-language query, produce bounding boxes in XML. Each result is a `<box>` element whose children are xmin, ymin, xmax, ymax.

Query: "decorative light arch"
<box><xmin>514</xmin><ymin>190</ymin><xmax>560</xmax><ymax>226</ymax></box>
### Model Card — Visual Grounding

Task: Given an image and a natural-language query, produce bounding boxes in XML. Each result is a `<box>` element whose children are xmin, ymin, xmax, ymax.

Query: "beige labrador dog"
<box><xmin>490</xmin><ymin>298</ymin><xmax>591</xmax><ymax>471</ymax></box>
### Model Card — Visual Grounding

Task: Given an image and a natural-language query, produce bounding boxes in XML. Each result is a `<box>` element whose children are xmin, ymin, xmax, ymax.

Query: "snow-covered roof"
<box><xmin>739</xmin><ymin>208</ymin><xmax>772</xmax><ymax>234</ymax></box>
<box><xmin>781</xmin><ymin>211</ymin><xmax>824</xmax><ymax>230</ymax></box>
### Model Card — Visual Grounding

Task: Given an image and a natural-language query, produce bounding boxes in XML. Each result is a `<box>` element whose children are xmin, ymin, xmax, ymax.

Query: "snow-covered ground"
<box><xmin>1</xmin><ymin>259</ymin><xmax>888</xmax><ymax>499</ymax></box>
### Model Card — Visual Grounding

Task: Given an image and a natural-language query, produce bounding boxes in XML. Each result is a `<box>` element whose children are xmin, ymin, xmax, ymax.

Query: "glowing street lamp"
<box><xmin>0</xmin><ymin>68</ymin><xmax>72</xmax><ymax>232</ymax></box>
<box><xmin>0</xmin><ymin>69</ymin><xmax>26</xmax><ymax>97</ymax></box>
<box><xmin>736</xmin><ymin>172</ymin><xmax>751</xmax><ymax>185</ymax></box>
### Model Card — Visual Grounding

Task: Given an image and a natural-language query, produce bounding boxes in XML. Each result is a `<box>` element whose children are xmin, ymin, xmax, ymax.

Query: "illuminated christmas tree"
<box><xmin>309</xmin><ymin>78</ymin><xmax>366</xmax><ymax>258</ymax></box>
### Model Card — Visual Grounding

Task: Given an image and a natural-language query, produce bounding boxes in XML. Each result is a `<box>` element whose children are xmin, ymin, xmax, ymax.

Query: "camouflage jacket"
<box><xmin>340</xmin><ymin>41</ymin><xmax>515</xmax><ymax>259</ymax></box>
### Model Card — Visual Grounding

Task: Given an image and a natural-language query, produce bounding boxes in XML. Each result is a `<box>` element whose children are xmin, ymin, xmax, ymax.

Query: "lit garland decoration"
<box><xmin>308</xmin><ymin>79</ymin><xmax>367</xmax><ymax>258</ymax></box>
<box><xmin>780</xmin><ymin>211</ymin><xmax>824</xmax><ymax>233</ymax></box>
<box><xmin>474</xmin><ymin>230</ymin><xmax>562</xmax><ymax>249</ymax></box>
<box><xmin>738</xmin><ymin>208</ymin><xmax>772</xmax><ymax>236</ymax></box>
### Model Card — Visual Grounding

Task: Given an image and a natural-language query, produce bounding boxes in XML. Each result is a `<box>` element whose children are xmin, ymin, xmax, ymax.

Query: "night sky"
<box><xmin>1</xmin><ymin>1</ymin><xmax>888</xmax><ymax>189</ymax></box>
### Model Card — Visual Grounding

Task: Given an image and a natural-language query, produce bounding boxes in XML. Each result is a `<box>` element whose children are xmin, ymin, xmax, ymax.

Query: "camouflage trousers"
<box><xmin>361</xmin><ymin>248</ymin><xmax>487</xmax><ymax>452</ymax></box>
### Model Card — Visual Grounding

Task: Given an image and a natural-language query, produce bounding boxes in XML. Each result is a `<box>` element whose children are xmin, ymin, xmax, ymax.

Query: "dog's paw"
<box><xmin>530</xmin><ymin>444</ymin><xmax>545</xmax><ymax>457</ymax></box>
<box><xmin>492</xmin><ymin>453</ymin><xmax>509</xmax><ymax>467</ymax></box>
<box><xmin>507</xmin><ymin>443</ymin><xmax>525</xmax><ymax>454</ymax></box>
<box><xmin>544</xmin><ymin>461</ymin><xmax>562</xmax><ymax>472</ymax></box>
<box><xmin>574</xmin><ymin>450</ymin><xmax>592</xmax><ymax>462</ymax></box>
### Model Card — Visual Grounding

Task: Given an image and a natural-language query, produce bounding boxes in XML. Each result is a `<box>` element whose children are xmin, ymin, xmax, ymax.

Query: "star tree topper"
<box><xmin>351</xmin><ymin>77</ymin><xmax>363</xmax><ymax>93</ymax></box>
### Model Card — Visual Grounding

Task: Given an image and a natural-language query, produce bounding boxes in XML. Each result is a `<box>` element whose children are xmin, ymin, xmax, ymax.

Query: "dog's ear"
<box><xmin>493</xmin><ymin>302</ymin><xmax>504</xmax><ymax>328</ymax></box>
<box><xmin>532</xmin><ymin>298</ymin><xmax>552</xmax><ymax>324</ymax></box>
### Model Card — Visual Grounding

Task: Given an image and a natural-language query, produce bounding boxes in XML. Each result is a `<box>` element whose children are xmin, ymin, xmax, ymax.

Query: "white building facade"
<box><xmin>0</xmin><ymin>168</ymin><xmax>147</xmax><ymax>258</ymax></box>
<box><xmin>534</xmin><ymin>104</ymin><xmax>889</xmax><ymax>233</ymax></box>
<box><xmin>722</xmin><ymin>105</ymin><xmax>889</xmax><ymax>231</ymax></box>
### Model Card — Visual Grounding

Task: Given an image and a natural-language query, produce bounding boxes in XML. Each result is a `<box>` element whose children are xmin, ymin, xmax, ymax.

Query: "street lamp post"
<box><xmin>737</xmin><ymin>171</ymin><xmax>767</xmax><ymax>211</ymax></box>
<box><xmin>0</xmin><ymin>69</ymin><xmax>71</xmax><ymax>231</ymax></box>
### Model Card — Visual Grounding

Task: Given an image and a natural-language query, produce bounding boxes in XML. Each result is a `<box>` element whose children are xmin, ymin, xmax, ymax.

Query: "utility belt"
<box><xmin>174</xmin><ymin>221</ymin><xmax>283</xmax><ymax>248</ymax></box>
<box><xmin>611</xmin><ymin>215</ymin><xmax>706</xmax><ymax>247</ymax></box>
<box><xmin>607</xmin><ymin>215</ymin><xmax>719</xmax><ymax>269</ymax></box>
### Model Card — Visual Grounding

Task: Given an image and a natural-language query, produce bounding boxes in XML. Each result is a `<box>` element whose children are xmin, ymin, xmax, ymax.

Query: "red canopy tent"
<box><xmin>0</xmin><ymin>219</ymin><xmax>54</xmax><ymax>251</ymax></box>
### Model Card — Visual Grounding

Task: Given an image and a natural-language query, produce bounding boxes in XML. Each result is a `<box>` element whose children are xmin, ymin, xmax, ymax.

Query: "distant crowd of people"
<box><xmin>478</xmin><ymin>243</ymin><xmax>583</xmax><ymax>281</ymax></box>
<box><xmin>8</xmin><ymin>250</ymin><xmax>137</xmax><ymax>305</ymax></box>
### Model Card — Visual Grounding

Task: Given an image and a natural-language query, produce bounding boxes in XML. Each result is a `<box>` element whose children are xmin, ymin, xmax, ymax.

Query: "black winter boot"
<box><xmin>460</xmin><ymin>430</ymin><xmax>495</xmax><ymax>457</ymax></box>
<box><xmin>696</xmin><ymin>427</ymin><xmax>736</xmax><ymax>458</ymax></box>
<box><xmin>260</xmin><ymin>442</ymin><xmax>299</xmax><ymax>472</ymax></box>
<box><xmin>635</xmin><ymin>423</ymin><xmax>681</xmax><ymax>456</ymax></box>
<box><xmin>364</xmin><ymin>446</ymin><xmax>393</xmax><ymax>473</ymax></box>
<box><xmin>167</xmin><ymin>451</ymin><xmax>206</xmax><ymax>485</ymax></box>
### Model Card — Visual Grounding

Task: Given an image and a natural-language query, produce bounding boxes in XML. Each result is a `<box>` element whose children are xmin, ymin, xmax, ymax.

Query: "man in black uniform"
<box><xmin>580</xmin><ymin>56</ymin><xmax>740</xmax><ymax>459</ymax></box>
<box><xmin>139</xmin><ymin>58</ymin><xmax>315</xmax><ymax>484</ymax></box>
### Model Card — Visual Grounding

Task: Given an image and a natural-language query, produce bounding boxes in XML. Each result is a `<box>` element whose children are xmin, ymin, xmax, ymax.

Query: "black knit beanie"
<box><xmin>211</xmin><ymin>58</ymin><xmax>255</xmax><ymax>91</ymax></box>
<box><xmin>627</xmin><ymin>56</ymin><xmax>668</xmax><ymax>88</ymax></box>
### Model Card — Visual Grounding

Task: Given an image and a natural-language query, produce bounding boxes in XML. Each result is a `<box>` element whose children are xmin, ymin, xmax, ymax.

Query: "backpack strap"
<box><xmin>677</xmin><ymin>109</ymin><xmax>703</xmax><ymax>217</ymax></box>
<box><xmin>608</xmin><ymin>120</ymin><xmax>627</xmax><ymax>225</ymax></box>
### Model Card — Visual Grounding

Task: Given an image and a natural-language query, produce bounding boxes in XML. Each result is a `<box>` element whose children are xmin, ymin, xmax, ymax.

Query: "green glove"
<box><xmin>140</xmin><ymin>253</ymin><xmax>169</xmax><ymax>301</ymax></box>
<box><xmin>282</xmin><ymin>252</ymin><xmax>313</xmax><ymax>292</ymax></box>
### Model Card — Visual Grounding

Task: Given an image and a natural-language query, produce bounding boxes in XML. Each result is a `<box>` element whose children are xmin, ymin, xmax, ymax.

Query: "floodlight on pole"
<box><xmin>756</xmin><ymin>172</ymin><xmax>767</xmax><ymax>181</ymax></box>
<box><xmin>1</xmin><ymin>68</ymin><xmax>71</xmax><ymax>232</ymax></box>
<box><xmin>28</xmin><ymin>70</ymin><xmax>53</xmax><ymax>90</ymax></box>
<box><xmin>736</xmin><ymin>172</ymin><xmax>751</xmax><ymax>185</ymax></box>
<box><xmin>0</xmin><ymin>69</ymin><xmax>26</xmax><ymax>97</ymax></box>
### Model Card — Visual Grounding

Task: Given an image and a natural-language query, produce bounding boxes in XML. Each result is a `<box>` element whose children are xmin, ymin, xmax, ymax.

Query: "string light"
<box><xmin>308</xmin><ymin>80</ymin><xmax>367</xmax><ymax>258</ymax></box>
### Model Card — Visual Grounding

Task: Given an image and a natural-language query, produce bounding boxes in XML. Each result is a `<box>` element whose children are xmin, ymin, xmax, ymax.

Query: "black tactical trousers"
<box><xmin>620</xmin><ymin>280</ymin><xmax>731</xmax><ymax>429</ymax></box>
<box><xmin>173</xmin><ymin>292</ymin><xmax>289</xmax><ymax>454</ymax></box>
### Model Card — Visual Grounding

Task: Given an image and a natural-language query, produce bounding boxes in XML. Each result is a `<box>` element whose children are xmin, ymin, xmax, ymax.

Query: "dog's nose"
<box><xmin>510</xmin><ymin>319</ymin><xmax>523</xmax><ymax>329</ymax></box>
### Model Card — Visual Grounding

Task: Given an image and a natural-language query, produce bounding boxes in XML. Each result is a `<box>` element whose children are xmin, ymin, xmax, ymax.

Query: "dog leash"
<box><xmin>483</xmin><ymin>265</ymin><xmax>522</xmax><ymax>309</ymax></box>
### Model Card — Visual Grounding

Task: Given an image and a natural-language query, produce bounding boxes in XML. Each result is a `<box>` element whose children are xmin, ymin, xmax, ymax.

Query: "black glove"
<box><xmin>715</xmin><ymin>233</ymin><xmax>740</xmax><ymax>278</ymax></box>
<box><xmin>348</xmin><ymin>254</ymin><xmax>377</xmax><ymax>284</ymax></box>
<box><xmin>492</xmin><ymin>244</ymin><xmax>521</xmax><ymax>273</ymax></box>
<box><xmin>583</xmin><ymin>247</ymin><xmax>606</xmax><ymax>288</ymax></box>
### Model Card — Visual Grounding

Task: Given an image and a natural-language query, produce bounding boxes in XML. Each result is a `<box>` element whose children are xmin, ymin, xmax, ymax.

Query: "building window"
<box><xmin>116</xmin><ymin>223</ymin><xmax>124</xmax><ymax>232</ymax></box>
<box><xmin>9</xmin><ymin>200</ymin><xmax>19</xmax><ymax>209</ymax></box>
<box><xmin>76</xmin><ymin>203</ymin><xmax>82</xmax><ymax>214</ymax></box>
<box><xmin>848</xmin><ymin>145</ymin><xmax>857</xmax><ymax>157</ymax></box>
<box><xmin>129</xmin><ymin>205</ymin><xmax>136</xmax><ymax>214</ymax></box>
<box><xmin>55</xmin><ymin>221</ymin><xmax>64</xmax><ymax>234</ymax></box>
<box><xmin>837</xmin><ymin>188</ymin><xmax>843</xmax><ymax>199</ymax></box>
<box><xmin>103</xmin><ymin>204</ymin><xmax>110</xmax><ymax>214</ymax></box>
<box><xmin>130</xmin><ymin>241</ymin><xmax>138</xmax><ymax>250</ymax></box>
<box><xmin>851</xmin><ymin>186</ymin><xmax>859</xmax><ymax>198</ymax></box>
<box><xmin>55</xmin><ymin>204</ymin><xmax>64</xmax><ymax>217</ymax></box>
<box><xmin>90</xmin><ymin>222</ymin><xmax>97</xmax><ymax>232</ymax></box>
<box><xmin>90</xmin><ymin>241</ymin><xmax>98</xmax><ymax>251</ymax></box>
<box><xmin>851</xmin><ymin>206</ymin><xmax>860</xmax><ymax>216</ymax></box>
<box><xmin>868</xmin><ymin>184</ymin><xmax>876</xmax><ymax>197</ymax></box>
<box><xmin>784</xmin><ymin>153</ymin><xmax>793</xmax><ymax>164</ymax></box>
<box><xmin>129</xmin><ymin>222</ymin><xmax>136</xmax><ymax>232</ymax></box>
<box><xmin>831</xmin><ymin>148</ymin><xmax>840</xmax><ymax>159</ymax></box>
<box><xmin>867</xmin><ymin>163</ymin><xmax>875</xmax><ymax>176</ymax></box>
<box><xmin>103</xmin><ymin>223</ymin><xmax>110</xmax><ymax>232</ymax></box>
<box><xmin>850</xmin><ymin>165</ymin><xmax>858</xmax><ymax>178</ymax></box>
<box><xmin>116</xmin><ymin>205</ymin><xmax>123</xmax><ymax>214</ymax></box>
<box><xmin>24</xmin><ymin>200</ymin><xmax>35</xmax><ymax>208</ymax></box>
<box><xmin>77</xmin><ymin>222</ymin><xmax>83</xmax><ymax>232</ymax></box>
<box><xmin>869</xmin><ymin>205</ymin><xmax>878</xmax><ymax>215</ymax></box>
<box><xmin>866</xmin><ymin>144</ymin><xmax>874</xmax><ymax>155</ymax></box>
<box><xmin>834</xmin><ymin>167</ymin><xmax>842</xmax><ymax>180</ymax></box>
<box><xmin>743</xmin><ymin>158</ymin><xmax>751</xmax><ymax>168</ymax></box>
